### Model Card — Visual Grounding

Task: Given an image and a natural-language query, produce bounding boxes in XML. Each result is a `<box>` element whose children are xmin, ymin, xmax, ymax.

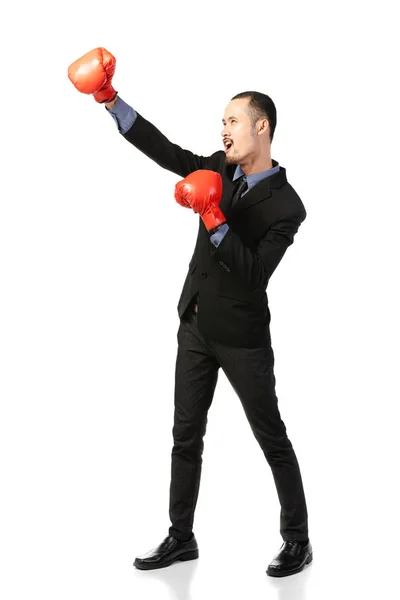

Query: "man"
<box><xmin>68</xmin><ymin>47</ymin><xmax>312</xmax><ymax>577</ymax></box>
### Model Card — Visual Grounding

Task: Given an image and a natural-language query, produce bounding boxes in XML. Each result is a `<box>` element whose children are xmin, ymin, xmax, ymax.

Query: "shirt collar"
<box><xmin>233</xmin><ymin>160</ymin><xmax>280</xmax><ymax>191</ymax></box>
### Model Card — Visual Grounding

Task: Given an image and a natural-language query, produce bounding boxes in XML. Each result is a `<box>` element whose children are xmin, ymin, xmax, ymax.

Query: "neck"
<box><xmin>240</xmin><ymin>148</ymin><xmax>273</xmax><ymax>176</ymax></box>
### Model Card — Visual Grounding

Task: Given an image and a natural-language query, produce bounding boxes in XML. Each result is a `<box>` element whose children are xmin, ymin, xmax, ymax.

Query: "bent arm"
<box><xmin>210</xmin><ymin>211</ymin><xmax>307</xmax><ymax>292</ymax></box>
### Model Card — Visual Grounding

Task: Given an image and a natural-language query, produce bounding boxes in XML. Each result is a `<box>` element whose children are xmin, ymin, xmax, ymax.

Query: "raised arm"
<box><xmin>68</xmin><ymin>47</ymin><xmax>220</xmax><ymax>178</ymax></box>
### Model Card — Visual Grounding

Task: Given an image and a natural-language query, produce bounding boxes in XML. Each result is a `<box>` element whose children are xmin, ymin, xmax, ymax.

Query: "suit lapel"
<box><xmin>231</xmin><ymin>177</ymin><xmax>272</xmax><ymax>212</ymax></box>
<box><xmin>221</xmin><ymin>161</ymin><xmax>287</xmax><ymax>216</ymax></box>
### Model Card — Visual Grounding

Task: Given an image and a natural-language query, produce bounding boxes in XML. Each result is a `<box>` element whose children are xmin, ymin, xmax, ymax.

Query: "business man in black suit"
<box><xmin>68</xmin><ymin>47</ymin><xmax>312</xmax><ymax>577</ymax></box>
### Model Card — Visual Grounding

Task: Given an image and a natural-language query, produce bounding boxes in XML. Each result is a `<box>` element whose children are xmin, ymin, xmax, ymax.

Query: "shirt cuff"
<box><xmin>106</xmin><ymin>96</ymin><xmax>137</xmax><ymax>134</ymax></box>
<box><xmin>210</xmin><ymin>223</ymin><xmax>229</xmax><ymax>247</ymax></box>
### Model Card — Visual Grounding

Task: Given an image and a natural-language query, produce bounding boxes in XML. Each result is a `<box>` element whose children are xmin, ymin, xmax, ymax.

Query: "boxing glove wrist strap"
<box><xmin>202</xmin><ymin>205</ymin><xmax>226</xmax><ymax>231</ymax></box>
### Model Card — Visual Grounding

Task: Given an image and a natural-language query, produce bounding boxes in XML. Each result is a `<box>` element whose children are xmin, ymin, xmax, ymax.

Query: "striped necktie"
<box><xmin>231</xmin><ymin>176</ymin><xmax>248</xmax><ymax>208</ymax></box>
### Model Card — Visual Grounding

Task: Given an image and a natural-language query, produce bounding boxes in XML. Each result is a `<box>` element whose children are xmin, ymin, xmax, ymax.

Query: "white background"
<box><xmin>1</xmin><ymin>1</ymin><xmax>399</xmax><ymax>598</ymax></box>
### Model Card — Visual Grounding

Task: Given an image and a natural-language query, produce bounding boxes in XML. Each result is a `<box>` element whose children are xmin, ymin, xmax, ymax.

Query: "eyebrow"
<box><xmin>222</xmin><ymin>116</ymin><xmax>237</xmax><ymax>123</ymax></box>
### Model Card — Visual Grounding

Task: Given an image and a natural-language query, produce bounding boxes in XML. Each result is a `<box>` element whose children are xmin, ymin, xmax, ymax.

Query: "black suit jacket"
<box><xmin>122</xmin><ymin>112</ymin><xmax>307</xmax><ymax>349</ymax></box>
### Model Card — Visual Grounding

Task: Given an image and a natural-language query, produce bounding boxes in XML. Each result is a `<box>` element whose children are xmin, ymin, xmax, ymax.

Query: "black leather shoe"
<box><xmin>134</xmin><ymin>535</ymin><xmax>199</xmax><ymax>570</ymax></box>
<box><xmin>266</xmin><ymin>540</ymin><xmax>313</xmax><ymax>577</ymax></box>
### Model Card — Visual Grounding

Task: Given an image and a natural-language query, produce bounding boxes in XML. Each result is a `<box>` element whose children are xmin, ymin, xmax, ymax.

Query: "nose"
<box><xmin>221</xmin><ymin>126</ymin><xmax>230</xmax><ymax>138</ymax></box>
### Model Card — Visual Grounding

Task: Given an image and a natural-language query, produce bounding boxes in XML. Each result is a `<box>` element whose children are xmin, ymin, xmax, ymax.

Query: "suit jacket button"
<box><xmin>201</xmin><ymin>272</ymin><xmax>208</xmax><ymax>278</ymax></box>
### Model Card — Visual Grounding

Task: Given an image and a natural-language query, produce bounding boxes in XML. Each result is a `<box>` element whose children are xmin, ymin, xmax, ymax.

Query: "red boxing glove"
<box><xmin>174</xmin><ymin>170</ymin><xmax>225</xmax><ymax>231</ymax></box>
<box><xmin>68</xmin><ymin>47</ymin><xmax>117</xmax><ymax>103</ymax></box>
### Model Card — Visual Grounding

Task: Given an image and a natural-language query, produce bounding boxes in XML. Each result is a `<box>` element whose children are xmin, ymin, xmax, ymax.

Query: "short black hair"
<box><xmin>231</xmin><ymin>91</ymin><xmax>277</xmax><ymax>143</ymax></box>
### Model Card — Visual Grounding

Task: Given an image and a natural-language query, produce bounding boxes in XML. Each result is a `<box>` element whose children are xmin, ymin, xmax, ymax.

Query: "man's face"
<box><xmin>221</xmin><ymin>98</ymin><xmax>262</xmax><ymax>165</ymax></box>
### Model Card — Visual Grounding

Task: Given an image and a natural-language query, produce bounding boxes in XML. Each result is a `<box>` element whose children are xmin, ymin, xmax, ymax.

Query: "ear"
<box><xmin>257</xmin><ymin>118</ymin><xmax>270</xmax><ymax>136</ymax></box>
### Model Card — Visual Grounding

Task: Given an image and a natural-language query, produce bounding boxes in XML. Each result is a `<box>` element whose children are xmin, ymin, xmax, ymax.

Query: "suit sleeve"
<box><xmin>210</xmin><ymin>211</ymin><xmax>307</xmax><ymax>292</ymax></box>
<box><xmin>121</xmin><ymin>111</ymin><xmax>221</xmax><ymax>177</ymax></box>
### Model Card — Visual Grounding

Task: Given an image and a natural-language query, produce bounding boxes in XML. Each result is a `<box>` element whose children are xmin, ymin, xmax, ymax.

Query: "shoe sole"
<box><xmin>134</xmin><ymin>549</ymin><xmax>199</xmax><ymax>570</ymax></box>
<box><xmin>266</xmin><ymin>552</ymin><xmax>313</xmax><ymax>577</ymax></box>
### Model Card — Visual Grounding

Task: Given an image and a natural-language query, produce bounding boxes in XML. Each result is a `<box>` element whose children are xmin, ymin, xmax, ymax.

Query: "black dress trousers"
<box><xmin>168</xmin><ymin>306</ymin><xmax>309</xmax><ymax>543</ymax></box>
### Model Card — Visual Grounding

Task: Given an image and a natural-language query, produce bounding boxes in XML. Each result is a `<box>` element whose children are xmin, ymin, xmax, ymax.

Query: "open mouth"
<box><xmin>224</xmin><ymin>140</ymin><xmax>233</xmax><ymax>153</ymax></box>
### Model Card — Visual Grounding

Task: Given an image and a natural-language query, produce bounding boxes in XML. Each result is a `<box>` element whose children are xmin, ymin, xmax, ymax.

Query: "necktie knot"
<box><xmin>231</xmin><ymin>176</ymin><xmax>248</xmax><ymax>208</ymax></box>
